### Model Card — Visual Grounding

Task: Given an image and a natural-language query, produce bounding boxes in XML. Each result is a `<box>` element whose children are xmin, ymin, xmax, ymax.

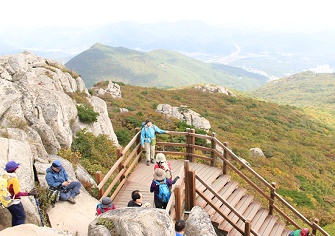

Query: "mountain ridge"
<box><xmin>65</xmin><ymin>43</ymin><xmax>268</xmax><ymax>90</ymax></box>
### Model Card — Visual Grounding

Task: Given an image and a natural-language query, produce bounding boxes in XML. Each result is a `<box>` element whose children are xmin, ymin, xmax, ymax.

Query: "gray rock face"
<box><xmin>194</xmin><ymin>84</ymin><xmax>236</xmax><ymax>96</ymax></box>
<box><xmin>91</xmin><ymin>81</ymin><xmax>122</xmax><ymax>98</ymax></box>
<box><xmin>156</xmin><ymin>104</ymin><xmax>211</xmax><ymax>131</ymax></box>
<box><xmin>88</xmin><ymin>208</ymin><xmax>175</xmax><ymax>236</ymax></box>
<box><xmin>0</xmin><ymin>223</ymin><xmax>72</xmax><ymax>236</ymax></box>
<box><xmin>185</xmin><ymin>206</ymin><xmax>217</xmax><ymax>236</ymax></box>
<box><xmin>0</xmin><ymin>51</ymin><xmax>119</xmax><ymax>231</ymax></box>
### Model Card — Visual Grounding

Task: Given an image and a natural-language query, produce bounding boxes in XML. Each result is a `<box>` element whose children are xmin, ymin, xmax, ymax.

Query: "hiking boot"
<box><xmin>67</xmin><ymin>196</ymin><xmax>76</xmax><ymax>204</ymax></box>
<box><xmin>146</xmin><ymin>160</ymin><xmax>150</xmax><ymax>166</ymax></box>
<box><xmin>150</xmin><ymin>159</ymin><xmax>155</xmax><ymax>164</ymax></box>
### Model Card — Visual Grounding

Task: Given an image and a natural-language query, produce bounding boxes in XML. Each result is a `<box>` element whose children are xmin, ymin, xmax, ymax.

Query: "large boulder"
<box><xmin>250</xmin><ymin>147</ymin><xmax>265</xmax><ymax>158</ymax></box>
<box><xmin>0</xmin><ymin>223</ymin><xmax>71</xmax><ymax>236</ymax></box>
<box><xmin>185</xmin><ymin>206</ymin><xmax>217</xmax><ymax>236</ymax></box>
<box><xmin>194</xmin><ymin>84</ymin><xmax>236</xmax><ymax>96</ymax></box>
<box><xmin>156</xmin><ymin>104</ymin><xmax>211</xmax><ymax>131</ymax></box>
<box><xmin>88</xmin><ymin>208</ymin><xmax>175</xmax><ymax>236</ymax></box>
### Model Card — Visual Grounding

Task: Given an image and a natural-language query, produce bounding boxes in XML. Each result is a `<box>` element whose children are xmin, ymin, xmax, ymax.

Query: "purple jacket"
<box><xmin>150</xmin><ymin>178</ymin><xmax>174</xmax><ymax>201</ymax></box>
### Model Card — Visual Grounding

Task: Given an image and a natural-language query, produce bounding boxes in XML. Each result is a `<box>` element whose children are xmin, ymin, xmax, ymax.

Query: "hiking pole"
<box><xmin>34</xmin><ymin>195</ymin><xmax>45</xmax><ymax>227</ymax></box>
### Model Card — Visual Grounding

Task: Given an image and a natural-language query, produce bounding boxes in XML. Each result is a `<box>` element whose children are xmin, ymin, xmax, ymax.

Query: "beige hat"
<box><xmin>156</xmin><ymin>153</ymin><xmax>166</xmax><ymax>163</ymax></box>
<box><xmin>153</xmin><ymin>168</ymin><xmax>166</xmax><ymax>181</ymax></box>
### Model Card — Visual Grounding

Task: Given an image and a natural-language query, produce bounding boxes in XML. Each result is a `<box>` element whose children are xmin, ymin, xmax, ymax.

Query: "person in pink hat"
<box><xmin>4</xmin><ymin>160</ymin><xmax>37</xmax><ymax>226</ymax></box>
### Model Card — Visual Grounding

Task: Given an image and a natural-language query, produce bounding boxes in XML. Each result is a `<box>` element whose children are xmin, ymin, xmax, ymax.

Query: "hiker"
<box><xmin>154</xmin><ymin>153</ymin><xmax>172</xmax><ymax>180</ymax></box>
<box><xmin>45</xmin><ymin>160</ymin><xmax>81</xmax><ymax>204</ymax></box>
<box><xmin>96</xmin><ymin>197</ymin><xmax>116</xmax><ymax>215</ymax></box>
<box><xmin>150</xmin><ymin>168</ymin><xmax>179</xmax><ymax>209</ymax></box>
<box><xmin>288</xmin><ymin>228</ymin><xmax>310</xmax><ymax>236</ymax></box>
<box><xmin>175</xmin><ymin>220</ymin><xmax>186</xmax><ymax>236</ymax></box>
<box><xmin>140</xmin><ymin>119</ymin><xmax>169</xmax><ymax>166</ymax></box>
<box><xmin>4</xmin><ymin>160</ymin><xmax>37</xmax><ymax>226</ymax></box>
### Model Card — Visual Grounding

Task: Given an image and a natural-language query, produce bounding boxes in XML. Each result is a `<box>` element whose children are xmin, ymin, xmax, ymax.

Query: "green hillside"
<box><xmin>65</xmin><ymin>43</ymin><xmax>268</xmax><ymax>90</ymax></box>
<box><xmin>94</xmin><ymin>81</ymin><xmax>335</xmax><ymax>229</ymax></box>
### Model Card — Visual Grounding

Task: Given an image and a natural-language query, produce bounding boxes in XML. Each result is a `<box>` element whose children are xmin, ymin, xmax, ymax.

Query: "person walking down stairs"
<box><xmin>45</xmin><ymin>160</ymin><xmax>81</xmax><ymax>204</ymax></box>
<box><xmin>140</xmin><ymin>119</ymin><xmax>170</xmax><ymax>166</ymax></box>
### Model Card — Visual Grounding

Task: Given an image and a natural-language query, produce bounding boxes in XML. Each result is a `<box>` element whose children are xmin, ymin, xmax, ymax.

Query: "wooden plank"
<box><xmin>229</xmin><ymin>202</ymin><xmax>262</xmax><ymax>236</ymax></box>
<box><xmin>218</xmin><ymin>194</ymin><xmax>254</xmax><ymax>233</ymax></box>
<box><xmin>268</xmin><ymin>222</ymin><xmax>286</xmax><ymax>236</ymax></box>
<box><xmin>205</xmin><ymin>181</ymin><xmax>239</xmax><ymax>216</ymax></box>
<box><xmin>258</xmin><ymin>215</ymin><xmax>278</xmax><ymax>236</ymax></box>
<box><xmin>251</xmin><ymin>208</ymin><xmax>269</xmax><ymax>233</ymax></box>
<box><xmin>211</xmin><ymin>188</ymin><xmax>247</xmax><ymax>224</ymax></box>
<box><xmin>281</xmin><ymin>228</ymin><xmax>293</xmax><ymax>236</ymax></box>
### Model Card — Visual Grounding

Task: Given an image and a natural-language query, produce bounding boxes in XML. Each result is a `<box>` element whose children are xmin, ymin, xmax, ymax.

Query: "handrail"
<box><xmin>95</xmin><ymin>128</ymin><xmax>329</xmax><ymax>236</ymax></box>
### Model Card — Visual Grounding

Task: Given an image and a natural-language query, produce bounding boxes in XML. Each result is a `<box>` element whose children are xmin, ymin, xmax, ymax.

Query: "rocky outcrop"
<box><xmin>156</xmin><ymin>104</ymin><xmax>211</xmax><ymax>131</ymax></box>
<box><xmin>194</xmin><ymin>84</ymin><xmax>236</xmax><ymax>96</ymax></box>
<box><xmin>185</xmin><ymin>206</ymin><xmax>217</xmax><ymax>236</ymax></box>
<box><xmin>88</xmin><ymin>208</ymin><xmax>175</xmax><ymax>236</ymax></box>
<box><xmin>91</xmin><ymin>81</ymin><xmax>122</xmax><ymax>98</ymax></box>
<box><xmin>0</xmin><ymin>52</ymin><xmax>118</xmax><ymax>231</ymax></box>
<box><xmin>0</xmin><ymin>224</ymin><xmax>72</xmax><ymax>236</ymax></box>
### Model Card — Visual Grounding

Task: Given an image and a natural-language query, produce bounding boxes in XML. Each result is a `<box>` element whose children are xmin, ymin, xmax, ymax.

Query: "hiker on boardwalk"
<box><xmin>127</xmin><ymin>190</ymin><xmax>151</xmax><ymax>207</ymax></box>
<box><xmin>4</xmin><ymin>160</ymin><xmax>37</xmax><ymax>226</ymax></box>
<box><xmin>96</xmin><ymin>197</ymin><xmax>116</xmax><ymax>215</ymax></box>
<box><xmin>154</xmin><ymin>153</ymin><xmax>172</xmax><ymax>180</ymax></box>
<box><xmin>150</xmin><ymin>168</ymin><xmax>179</xmax><ymax>209</ymax></box>
<box><xmin>140</xmin><ymin>119</ymin><xmax>169</xmax><ymax>166</ymax></box>
<box><xmin>175</xmin><ymin>220</ymin><xmax>186</xmax><ymax>236</ymax></box>
<box><xmin>288</xmin><ymin>228</ymin><xmax>310</xmax><ymax>236</ymax></box>
<box><xmin>45</xmin><ymin>160</ymin><xmax>81</xmax><ymax>204</ymax></box>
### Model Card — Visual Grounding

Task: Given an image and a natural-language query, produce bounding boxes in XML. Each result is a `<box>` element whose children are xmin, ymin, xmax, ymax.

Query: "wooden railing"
<box><xmin>96</xmin><ymin>128</ymin><xmax>329</xmax><ymax>236</ymax></box>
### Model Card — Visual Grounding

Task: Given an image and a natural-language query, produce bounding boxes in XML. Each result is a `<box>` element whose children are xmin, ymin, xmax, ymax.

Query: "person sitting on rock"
<box><xmin>288</xmin><ymin>228</ymin><xmax>310</xmax><ymax>236</ymax></box>
<box><xmin>175</xmin><ymin>220</ymin><xmax>186</xmax><ymax>236</ymax></box>
<box><xmin>45</xmin><ymin>160</ymin><xmax>81</xmax><ymax>204</ymax></box>
<box><xmin>154</xmin><ymin>153</ymin><xmax>172</xmax><ymax>180</ymax></box>
<box><xmin>96</xmin><ymin>197</ymin><xmax>116</xmax><ymax>215</ymax></box>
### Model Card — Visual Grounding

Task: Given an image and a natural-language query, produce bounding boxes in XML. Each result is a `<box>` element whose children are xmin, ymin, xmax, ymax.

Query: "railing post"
<box><xmin>244</xmin><ymin>220</ymin><xmax>251</xmax><ymax>236</ymax></box>
<box><xmin>135</xmin><ymin>127</ymin><xmax>141</xmax><ymax>162</ymax></box>
<box><xmin>174</xmin><ymin>186</ymin><xmax>181</xmax><ymax>221</ymax></box>
<box><xmin>312</xmin><ymin>218</ymin><xmax>319</xmax><ymax>236</ymax></box>
<box><xmin>189</xmin><ymin>129</ymin><xmax>195</xmax><ymax>162</ymax></box>
<box><xmin>211</xmin><ymin>132</ymin><xmax>216</xmax><ymax>167</ymax></box>
<box><xmin>269</xmin><ymin>182</ymin><xmax>276</xmax><ymax>215</ymax></box>
<box><xmin>223</xmin><ymin>142</ymin><xmax>229</xmax><ymax>174</ymax></box>
<box><xmin>189</xmin><ymin>170</ymin><xmax>196</xmax><ymax>209</ymax></box>
<box><xmin>184</xmin><ymin>160</ymin><xmax>190</xmax><ymax>211</ymax></box>
<box><xmin>186</xmin><ymin>128</ymin><xmax>191</xmax><ymax>162</ymax></box>
<box><xmin>117</xmin><ymin>147</ymin><xmax>125</xmax><ymax>181</ymax></box>
<box><xmin>95</xmin><ymin>171</ymin><xmax>104</xmax><ymax>199</ymax></box>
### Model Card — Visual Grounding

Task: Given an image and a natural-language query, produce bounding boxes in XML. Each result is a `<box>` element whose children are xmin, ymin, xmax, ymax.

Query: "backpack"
<box><xmin>155</xmin><ymin>179</ymin><xmax>171</xmax><ymax>202</ymax></box>
<box><xmin>0</xmin><ymin>176</ymin><xmax>13</xmax><ymax>208</ymax></box>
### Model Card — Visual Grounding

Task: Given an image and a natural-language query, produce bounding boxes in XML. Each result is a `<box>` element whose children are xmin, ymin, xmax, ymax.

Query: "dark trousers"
<box><xmin>59</xmin><ymin>181</ymin><xmax>81</xmax><ymax>200</ymax></box>
<box><xmin>154</xmin><ymin>199</ymin><xmax>168</xmax><ymax>209</ymax></box>
<box><xmin>8</xmin><ymin>202</ymin><xmax>26</xmax><ymax>226</ymax></box>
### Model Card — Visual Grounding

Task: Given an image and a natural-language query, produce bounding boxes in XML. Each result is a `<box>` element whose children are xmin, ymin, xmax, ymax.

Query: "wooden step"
<box><xmin>196</xmin><ymin>175</ymin><xmax>231</xmax><ymax>208</ymax></box>
<box><xmin>258</xmin><ymin>214</ymin><xmax>278</xmax><ymax>236</ymax></box>
<box><xmin>228</xmin><ymin>202</ymin><xmax>262</xmax><ymax>236</ymax></box>
<box><xmin>218</xmin><ymin>194</ymin><xmax>254</xmax><ymax>233</ymax></box>
<box><xmin>205</xmin><ymin>181</ymin><xmax>239</xmax><ymax>217</ymax></box>
<box><xmin>281</xmin><ymin>228</ymin><xmax>294</xmax><ymax>236</ymax></box>
<box><xmin>268</xmin><ymin>222</ymin><xmax>286</xmax><ymax>236</ymax></box>
<box><xmin>211</xmin><ymin>187</ymin><xmax>247</xmax><ymax>224</ymax></box>
<box><xmin>251</xmin><ymin>208</ymin><xmax>269</xmax><ymax>233</ymax></box>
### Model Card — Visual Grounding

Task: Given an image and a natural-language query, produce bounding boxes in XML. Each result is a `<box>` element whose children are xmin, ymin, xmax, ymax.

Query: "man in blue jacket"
<box><xmin>140</xmin><ymin>119</ymin><xmax>169</xmax><ymax>166</ymax></box>
<box><xmin>45</xmin><ymin>160</ymin><xmax>81</xmax><ymax>204</ymax></box>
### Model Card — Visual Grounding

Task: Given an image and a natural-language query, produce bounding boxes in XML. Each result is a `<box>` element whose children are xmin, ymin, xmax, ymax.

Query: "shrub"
<box><xmin>77</xmin><ymin>104</ymin><xmax>99</xmax><ymax>124</ymax></box>
<box><xmin>115</xmin><ymin>129</ymin><xmax>131</xmax><ymax>146</ymax></box>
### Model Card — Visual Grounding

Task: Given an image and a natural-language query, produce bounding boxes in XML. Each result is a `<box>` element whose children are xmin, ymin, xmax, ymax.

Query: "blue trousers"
<box><xmin>59</xmin><ymin>181</ymin><xmax>81</xmax><ymax>201</ymax></box>
<box><xmin>8</xmin><ymin>202</ymin><xmax>26</xmax><ymax>226</ymax></box>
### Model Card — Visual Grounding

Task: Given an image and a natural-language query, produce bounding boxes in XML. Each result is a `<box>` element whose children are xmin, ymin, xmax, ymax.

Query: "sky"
<box><xmin>1</xmin><ymin>0</ymin><xmax>334</xmax><ymax>32</ymax></box>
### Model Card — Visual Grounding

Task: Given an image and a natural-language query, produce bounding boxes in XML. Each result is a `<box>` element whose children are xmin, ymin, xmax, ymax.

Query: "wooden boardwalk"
<box><xmin>113</xmin><ymin>159</ymin><xmax>222</xmax><ymax>208</ymax></box>
<box><xmin>112</xmin><ymin>158</ymin><xmax>295</xmax><ymax>235</ymax></box>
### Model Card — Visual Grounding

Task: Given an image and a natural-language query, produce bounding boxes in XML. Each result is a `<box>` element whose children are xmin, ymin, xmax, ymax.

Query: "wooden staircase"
<box><xmin>195</xmin><ymin>173</ymin><xmax>293</xmax><ymax>236</ymax></box>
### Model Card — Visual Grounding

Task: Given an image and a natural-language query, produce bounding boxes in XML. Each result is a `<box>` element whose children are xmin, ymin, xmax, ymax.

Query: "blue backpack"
<box><xmin>155</xmin><ymin>179</ymin><xmax>171</xmax><ymax>202</ymax></box>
